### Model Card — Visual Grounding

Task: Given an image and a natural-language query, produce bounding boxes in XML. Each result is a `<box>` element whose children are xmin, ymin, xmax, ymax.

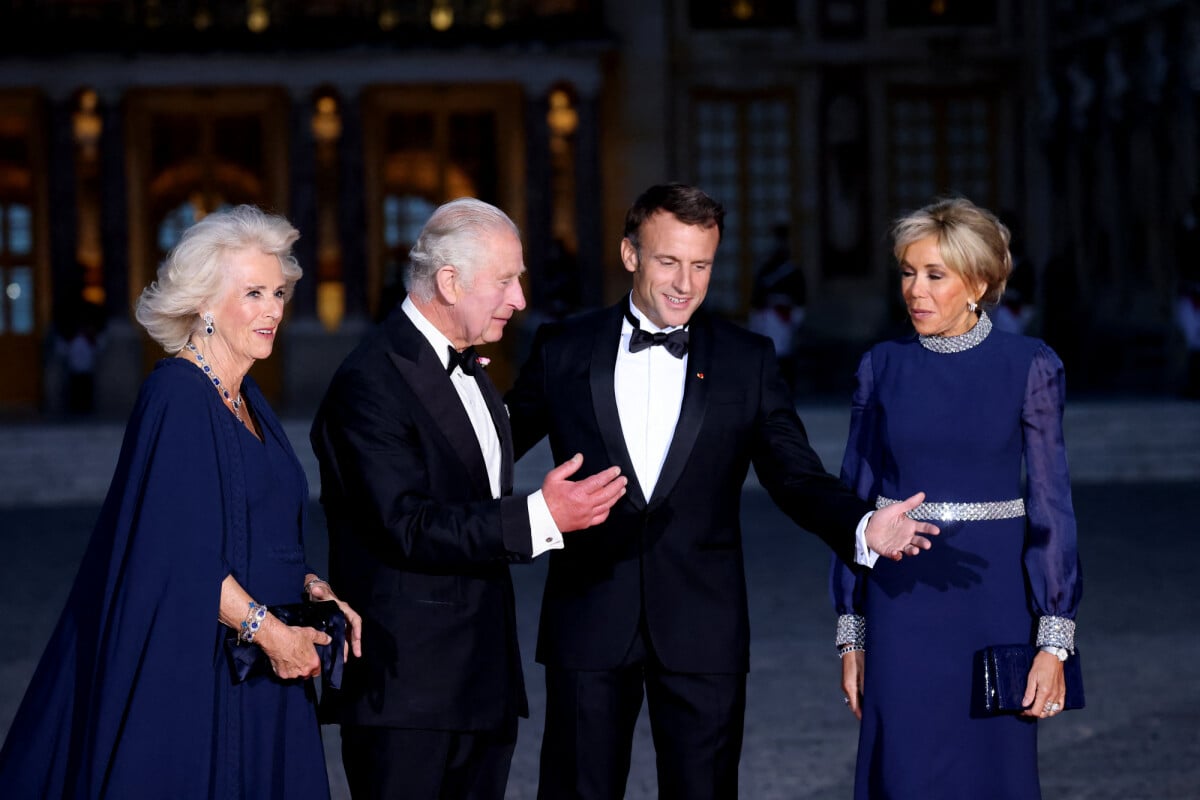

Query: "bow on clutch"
<box><xmin>224</xmin><ymin>600</ymin><xmax>347</xmax><ymax>690</ymax></box>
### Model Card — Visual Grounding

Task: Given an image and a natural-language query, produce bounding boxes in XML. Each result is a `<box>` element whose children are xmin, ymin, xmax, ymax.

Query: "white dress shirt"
<box><xmin>614</xmin><ymin>299</ymin><xmax>688</xmax><ymax>498</ymax></box>
<box><xmin>402</xmin><ymin>298</ymin><xmax>562</xmax><ymax>557</ymax></box>
<box><xmin>613</xmin><ymin>295</ymin><xmax>878</xmax><ymax>566</ymax></box>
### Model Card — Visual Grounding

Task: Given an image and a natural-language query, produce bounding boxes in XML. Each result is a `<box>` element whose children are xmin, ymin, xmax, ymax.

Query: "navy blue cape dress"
<box><xmin>830</xmin><ymin>320</ymin><xmax>1082</xmax><ymax>799</ymax></box>
<box><xmin>0</xmin><ymin>358</ymin><xmax>330</xmax><ymax>798</ymax></box>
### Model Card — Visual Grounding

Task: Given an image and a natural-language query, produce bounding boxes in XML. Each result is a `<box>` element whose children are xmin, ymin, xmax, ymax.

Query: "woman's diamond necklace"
<box><xmin>184</xmin><ymin>341</ymin><xmax>243</xmax><ymax>422</ymax></box>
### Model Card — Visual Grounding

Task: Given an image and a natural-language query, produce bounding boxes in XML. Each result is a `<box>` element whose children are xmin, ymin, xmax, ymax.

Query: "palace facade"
<box><xmin>0</xmin><ymin>0</ymin><xmax>1195</xmax><ymax>416</ymax></box>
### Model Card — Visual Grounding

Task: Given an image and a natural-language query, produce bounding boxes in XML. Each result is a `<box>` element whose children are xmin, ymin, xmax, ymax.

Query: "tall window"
<box><xmin>125</xmin><ymin>89</ymin><xmax>288</xmax><ymax>399</ymax></box>
<box><xmin>693</xmin><ymin>93</ymin><xmax>794</xmax><ymax>314</ymax></box>
<box><xmin>377</xmin><ymin>109</ymin><xmax>497</xmax><ymax>317</ymax></box>
<box><xmin>0</xmin><ymin>93</ymin><xmax>44</xmax><ymax>409</ymax></box>
<box><xmin>126</xmin><ymin>90</ymin><xmax>288</xmax><ymax>286</ymax></box>
<box><xmin>365</xmin><ymin>85</ymin><xmax>523</xmax><ymax>321</ymax></box>
<box><xmin>888</xmin><ymin>91</ymin><xmax>996</xmax><ymax>217</ymax></box>
<box><xmin>0</xmin><ymin>202</ymin><xmax>33</xmax><ymax>335</ymax></box>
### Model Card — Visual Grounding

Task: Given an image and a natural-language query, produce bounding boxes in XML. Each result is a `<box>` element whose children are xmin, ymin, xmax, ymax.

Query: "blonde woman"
<box><xmin>830</xmin><ymin>197</ymin><xmax>1081</xmax><ymax>798</ymax></box>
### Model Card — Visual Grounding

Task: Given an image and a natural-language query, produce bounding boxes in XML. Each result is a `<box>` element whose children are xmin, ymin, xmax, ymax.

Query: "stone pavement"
<box><xmin>0</xmin><ymin>397</ymin><xmax>1197</xmax><ymax>798</ymax></box>
<box><xmin>0</xmin><ymin>398</ymin><xmax>1197</xmax><ymax>508</ymax></box>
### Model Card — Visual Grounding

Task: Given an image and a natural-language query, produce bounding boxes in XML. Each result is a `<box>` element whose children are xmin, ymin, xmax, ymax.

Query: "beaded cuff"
<box><xmin>1036</xmin><ymin>615</ymin><xmax>1076</xmax><ymax>653</ymax></box>
<box><xmin>238</xmin><ymin>601</ymin><xmax>268</xmax><ymax>644</ymax></box>
<box><xmin>836</xmin><ymin>614</ymin><xmax>866</xmax><ymax>653</ymax></box>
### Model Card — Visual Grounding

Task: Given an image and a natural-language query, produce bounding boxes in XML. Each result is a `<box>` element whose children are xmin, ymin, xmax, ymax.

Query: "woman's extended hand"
<box><xmin>1020</xmin><ymin>651</ymin><xmax>1066</xmax><ymax>719</ymax></box>
<box><xmin>304</xmin><ymin>575</ymin><xmax>363</xmax><ymax>660</ymax></box>
<box><xmin>255</xmin><ymin>615</ymin><xmax>330</xmax><ymax>680</ymax></box>
<box><xmin>841</xmin><ymin>650</ymin><xmax>865</xmax><ymax>721</ymax></box>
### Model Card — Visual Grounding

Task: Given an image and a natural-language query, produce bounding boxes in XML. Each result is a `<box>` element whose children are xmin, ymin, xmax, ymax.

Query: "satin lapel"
<box><xmin>591</xmin><ymin>303</ymin><xmax>647</xmax><ymax>509</ymax></box>
<box><xmin>647</xmin><ymin>312</ymin><xmax>712</xmax><ymax>509</ymax></box>
<box><xmin>475</xmin><ymin>368</ymin><xmax>514</xmax><ymax>496</ymax></box>
<box><xmin>384</xmin><ymin>315</ymin><xmax>492</xmax><ymax>497</ymax></box>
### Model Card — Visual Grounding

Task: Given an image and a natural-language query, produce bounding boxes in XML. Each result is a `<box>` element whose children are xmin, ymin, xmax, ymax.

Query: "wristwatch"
<box><xmin>1039</xmin><ymin>645</ymin><xmax>1069</xmax><ymax>661</ymax></box>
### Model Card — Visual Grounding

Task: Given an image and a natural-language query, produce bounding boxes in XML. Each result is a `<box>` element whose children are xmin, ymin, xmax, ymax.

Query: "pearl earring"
<box><xmin>204</xmin><ymin>313</ymin><xmax>215</xmax><ymax>336</ymax></box>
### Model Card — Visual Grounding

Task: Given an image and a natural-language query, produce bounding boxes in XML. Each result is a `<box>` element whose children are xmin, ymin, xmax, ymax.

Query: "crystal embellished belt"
<box><xmin>875</xmin><ymin>496</ymin><xmax>1025</xmax><ymax>521</ymax></box>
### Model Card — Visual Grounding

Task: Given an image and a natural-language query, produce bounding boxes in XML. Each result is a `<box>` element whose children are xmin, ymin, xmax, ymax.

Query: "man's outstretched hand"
<box><xmin>864</xmin><ymin>492</ymin><xmax>940</xmax><ymax>561</ymax></box>
<box><xmin>542</xmin><ymin>454</ymin><xmax>627</xmax><ymax>532</ymax></box>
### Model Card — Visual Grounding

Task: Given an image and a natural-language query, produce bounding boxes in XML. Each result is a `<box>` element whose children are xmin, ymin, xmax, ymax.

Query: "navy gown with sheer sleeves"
<box><xmin>829</xmin><ymin>321</ymin><xmax>1081</xmax><ymax>800</ymax></box>
<box><xmin>0</xmin><ymin>358</ymin><xmax>330</xmax><ymax>799</ymax></box>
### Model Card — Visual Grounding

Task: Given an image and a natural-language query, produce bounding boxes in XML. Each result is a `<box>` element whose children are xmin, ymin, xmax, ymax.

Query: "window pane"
<box><xmin>695</xmin><ymin>95</ymin><xmax>794</xmax><ymax>314</ymax></box>
<box><xmin>449</xmin><ymin>112</ymin><xmax>496</xmax><ymax>201</ymax></box>
<box><xmin>157</xmin><ymin>202</ymin><xmax>199</xmax><ymax>252</ymax></box>
<box><xmin>383</xmin><ymin>194</ymin><xmax>435</xmax><ymax>250</ymax></box>
<box><xmin>746</xmin><ymin>99</ymin><xmax>791</xmax><ymax>276</ymax></box>
<box><xmin>6</xmin><ymin>266</ymin><xmax>33</xmax><ymax>334</ymax></box>
<box><xmin>7</xmin><ymin>203</ymin><xmax>31</xmax><ymax>255</ymax></box>
<box><xmin>695</xmin><ymin>99</ymin><xmax>741</xmax><ymax>313</ymax></box>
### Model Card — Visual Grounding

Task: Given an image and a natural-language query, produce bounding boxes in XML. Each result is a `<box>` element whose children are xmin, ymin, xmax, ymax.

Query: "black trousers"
<box><xmin>341</xmin><ymin>722</ymin><xmax>517</xmax><ymax>800</ymax></box>
<box><xmin>537</xmin><ymin>629</ymin><xmax>746</xmax><ymax>800</ymax></box>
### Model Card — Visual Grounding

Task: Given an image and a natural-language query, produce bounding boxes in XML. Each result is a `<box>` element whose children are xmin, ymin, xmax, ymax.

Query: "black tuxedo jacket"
<box><xmin>505</xmin><ymin>302</ymin><xmax>869</xmax><ymax>674</ymax></box>
<box><xmin>310</xmin><ymin>308</ymin><xmax>531</xmax><ymax>732</ymax></box>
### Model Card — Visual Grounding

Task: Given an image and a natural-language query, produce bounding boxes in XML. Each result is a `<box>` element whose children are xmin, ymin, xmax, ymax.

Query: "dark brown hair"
<box><xmin>623</xmin><ymin>183</ymin><xmax>725</xmax><ymax>250</ymax></box>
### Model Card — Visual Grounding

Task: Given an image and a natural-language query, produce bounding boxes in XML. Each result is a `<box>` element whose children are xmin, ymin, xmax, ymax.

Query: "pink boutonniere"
<box><xmin>475</xmin><ymin>356</ymin><xmax>491</xmax><ymax>369</ymax></box>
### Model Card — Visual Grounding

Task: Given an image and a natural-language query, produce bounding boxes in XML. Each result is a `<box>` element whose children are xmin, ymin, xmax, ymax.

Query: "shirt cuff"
<box><xmin>528</xmin><ymin>490</ymin><xmax>564</xmax><ymax>558</ymax></box>
<box><xmin>854</xmin><ymin>511</ymin><xmax>880</xmax><ymax>568</ymax></box>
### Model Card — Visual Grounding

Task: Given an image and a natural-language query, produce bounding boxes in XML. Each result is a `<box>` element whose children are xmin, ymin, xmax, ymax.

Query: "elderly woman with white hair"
<box><xmin>829</xmin><ymin>197</ymin><xmax>1083</xmax><ymax>799</ymax></box>
<box><xmin>0</xmin><ymin>204</ymin><xmax>360</xmax><ymax>798</ymax></box>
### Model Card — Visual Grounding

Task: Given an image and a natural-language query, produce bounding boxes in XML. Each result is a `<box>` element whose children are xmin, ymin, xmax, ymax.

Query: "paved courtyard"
<box><xmin>0</xmin><ymin>398</ymin><xmax>1197</xmax><ymax>798</ymax></box>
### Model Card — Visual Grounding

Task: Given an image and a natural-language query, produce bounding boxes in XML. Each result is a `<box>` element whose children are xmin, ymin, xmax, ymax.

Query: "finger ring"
<box><xmin>1049</xmin><ymin>702</ymin><xmax>1061</xmax><ymax>713</ymax></box>
<box><xmin>1042</xmin><ymin>702</ymin><xmax>1053</xmax><ymax>713</ymax></box>
<box><xmin>843</xmin><ymin>697</ymin><xmax>850</xmax><ymax>705</ymax></box>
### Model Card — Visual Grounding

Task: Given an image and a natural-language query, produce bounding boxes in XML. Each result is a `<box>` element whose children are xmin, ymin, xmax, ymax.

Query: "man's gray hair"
<box><xmin>406</xmin><ymin>198</ymin><xmax>520</xmax><ymax>302</ymax></box>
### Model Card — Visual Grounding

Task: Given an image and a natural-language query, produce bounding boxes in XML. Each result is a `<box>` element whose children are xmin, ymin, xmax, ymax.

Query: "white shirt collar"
<box><xmin>402</xmin><ymin>295</ymin><xmax>456</xmax><ymax>371</ymax></box>
<box><xmin>625</xmin><ymin>292</ymin><xmax>686</xmax><ymax>334</ymax></box>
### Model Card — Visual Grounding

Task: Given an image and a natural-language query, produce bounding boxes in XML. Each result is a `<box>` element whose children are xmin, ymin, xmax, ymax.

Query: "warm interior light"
<box><xmin>430</xmin><ymin>0</ymin><xmax>454</xmax><ymax>31</ymax></box>
<box><xmin>732</xmin><ymin>0</ymin><xmax>754</xmax><ymax>21</ymax></box>
<box><xmin>484</xmin><ymin>0</ymin><xmax>505</xmax><ymax>29</ymax></box>
<box><xmin>247</xmin><ymin>1</ymin><xmax>270</xmax><ymax>33</ymax></box>
<box><xmin>193</xmin><ymin>2</ymin><xmax>212</xmax><ymax>31</ymax></box>
<box><xmin>312</xmin><ymin>95</ymin><xmax>342</xmax><ymax>143</ymax></box>
<box><xmin>317</xmin><ymin>282</ymin><xmax>345</xmax><ymax>332</ymax></box>
<box><xmin>546</xmin><ymin>89</ymin><xmax>578</xmax><ymax>136</ymax></box>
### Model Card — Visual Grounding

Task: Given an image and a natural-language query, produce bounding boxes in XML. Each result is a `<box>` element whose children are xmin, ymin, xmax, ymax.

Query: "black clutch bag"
<box><xmin>978</xmin><ymin>644</ymin><xmax>1085</xmax><ymax>715</ymax></box>
<box><xmin>223</xmin><ymin>600</ymin><xmax>347</xmax><ymax>690</ymax></box>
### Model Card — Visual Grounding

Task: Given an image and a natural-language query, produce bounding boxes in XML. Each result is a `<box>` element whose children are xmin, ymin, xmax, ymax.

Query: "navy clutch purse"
<box><xmin>979</xmin><ymin>644</ymin><xmax>1085</xmax><ymax>715</ymax></box>
<box><xmin>224</xmin><ymin>600</ymin><xmax>347</xmax><ymax>690</ymax></box>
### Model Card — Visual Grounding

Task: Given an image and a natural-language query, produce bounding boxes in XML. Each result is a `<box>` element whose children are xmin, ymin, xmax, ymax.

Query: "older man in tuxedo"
<box><xmin>506</xmin><ymin>183</ymin><xmax>938</xmax><ymax>799</ymax></box>
<box><xmin>310</xmin><ymin>198</ymin><xmax>626</xmax><ymax>800</ymax></box>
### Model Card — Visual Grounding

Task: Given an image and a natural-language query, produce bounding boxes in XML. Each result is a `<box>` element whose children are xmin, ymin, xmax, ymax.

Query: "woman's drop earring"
<box><xmin>204</xmin><ymin>313</ymin><xmax>215</xmax><ymax>336</ymax></box>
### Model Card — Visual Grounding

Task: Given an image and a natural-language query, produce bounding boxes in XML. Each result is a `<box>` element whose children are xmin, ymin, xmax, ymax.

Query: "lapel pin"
<box><xmin>696</xmin><ymin>372</ymin><xmax>704</xmax><ymax>379</ymax></box>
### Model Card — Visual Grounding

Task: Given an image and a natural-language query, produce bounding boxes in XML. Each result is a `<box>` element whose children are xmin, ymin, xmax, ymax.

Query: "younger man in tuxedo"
<box><xmin>506</xmin><ymin>183</ymin><xmax>938</xmax><ymax>799</ymax></box>
<box><xmin>310</xmin><ymin>198</ymin><xmax>626</xmax><ymax>800</ymax></box>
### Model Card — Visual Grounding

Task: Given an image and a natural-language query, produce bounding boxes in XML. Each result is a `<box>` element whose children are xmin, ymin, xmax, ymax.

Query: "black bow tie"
<box><xmin>625</xmin><ymin>305</ymin><xmax>689</xmax><ymax>358</ymax></box>
<box><xmin>446</xmin><ymin>345</ymin><xmax>479</xmax><ymax>376</ymax></box>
